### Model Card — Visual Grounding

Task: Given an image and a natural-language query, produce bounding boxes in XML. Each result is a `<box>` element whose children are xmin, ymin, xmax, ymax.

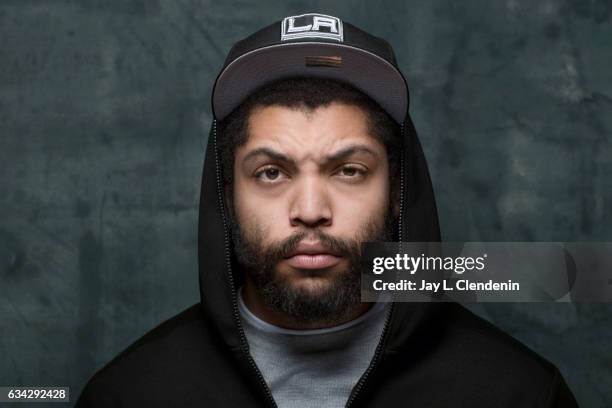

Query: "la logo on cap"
<box><xmin>281</xmin><ymin>13</ymin><xmax>344</xmax><ymax>42</ymax></box>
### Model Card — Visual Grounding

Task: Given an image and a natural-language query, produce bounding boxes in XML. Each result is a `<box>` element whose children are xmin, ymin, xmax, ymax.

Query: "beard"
<box><xmin>229</xmin><ymin>203</ymin><xmax>396</xmax><ymax>327</ymax></box>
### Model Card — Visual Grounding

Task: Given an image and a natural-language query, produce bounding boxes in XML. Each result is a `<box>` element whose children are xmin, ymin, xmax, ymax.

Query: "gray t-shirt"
<box><xmin>238</xmin><ymin>288</ymin><xmax>389</xmax><ymax>408</ymax></box>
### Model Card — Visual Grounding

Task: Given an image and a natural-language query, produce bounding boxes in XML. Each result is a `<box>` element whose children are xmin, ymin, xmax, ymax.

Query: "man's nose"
<box><xmin>289</xmin><ymin>176</ymin><xmax>332</xmax><ymax>228</ymax></box>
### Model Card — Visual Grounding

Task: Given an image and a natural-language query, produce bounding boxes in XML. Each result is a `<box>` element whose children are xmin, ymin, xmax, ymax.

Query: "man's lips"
<box><xmin>284</xmin><ymin>241</ymin><xmax>342</xmax><ymax>270</ymax></box>
<box><xmin>285</xmin><ymin>254</ymin><xmax>342</xmax><ymax>269</ymax></box>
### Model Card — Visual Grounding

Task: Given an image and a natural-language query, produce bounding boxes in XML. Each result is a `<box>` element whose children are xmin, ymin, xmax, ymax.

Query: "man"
<box><xmin>77</xmin><ymin>13</ymin><xmax>578</xmax><ymax>407</ymax></box>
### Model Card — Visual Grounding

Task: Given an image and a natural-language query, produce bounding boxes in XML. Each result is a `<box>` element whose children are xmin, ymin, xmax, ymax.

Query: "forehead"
<box><xmin>241</xmin><ymin>102</ymin><xmax>384</xmax><ymax>156</ymax></box>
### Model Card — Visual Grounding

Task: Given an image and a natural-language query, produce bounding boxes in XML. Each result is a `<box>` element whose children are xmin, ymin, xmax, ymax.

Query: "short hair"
<box><xmin>217</xmin><ymin>77</ymin><xmax>401</xmax><ymax>187</ymax></box>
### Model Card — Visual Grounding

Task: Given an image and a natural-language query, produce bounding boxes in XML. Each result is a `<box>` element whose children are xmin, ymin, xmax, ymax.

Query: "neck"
<box><xmin>242</xmin><ymin>277</ymin><xmax>373</xmax><ymax>330</ymax></box>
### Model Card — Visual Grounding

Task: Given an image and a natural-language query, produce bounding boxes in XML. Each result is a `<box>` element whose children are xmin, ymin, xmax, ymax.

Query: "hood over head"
<box><xmin>197</xmin><ymin>13</ymin><xmax>443</xmax><ymax>355</ymax></box>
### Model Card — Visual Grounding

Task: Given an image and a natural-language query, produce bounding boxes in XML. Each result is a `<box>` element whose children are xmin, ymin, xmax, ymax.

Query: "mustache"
<box><xmin>266</xmin><ymin>230</ymin><xmax>359</xmax><ymax>261</ymax></box>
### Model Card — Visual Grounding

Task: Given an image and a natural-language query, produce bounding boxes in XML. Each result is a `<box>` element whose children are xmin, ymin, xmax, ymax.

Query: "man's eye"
<box><xmin>336</xmin><ymin>165</ymin><xmax>367</xmax><ymax>179</ymax></box>
<box><xmin>254</xmin><ymin>167</ymin><xmax>286</xmax><ymax>183</ymax></box>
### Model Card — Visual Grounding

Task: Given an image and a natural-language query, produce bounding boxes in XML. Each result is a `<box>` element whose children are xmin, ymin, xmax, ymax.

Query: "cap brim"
<box><xmin>212</xmin><ymin>42</ymin><xmax>408</xmax><ymax>124</ymax></box>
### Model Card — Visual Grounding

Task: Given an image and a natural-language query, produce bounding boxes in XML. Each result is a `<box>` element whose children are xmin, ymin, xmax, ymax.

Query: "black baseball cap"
<box><xmin>212</xmin><ymin>13</ymin><xmax>409</xmax><ymax>124</ymax></box>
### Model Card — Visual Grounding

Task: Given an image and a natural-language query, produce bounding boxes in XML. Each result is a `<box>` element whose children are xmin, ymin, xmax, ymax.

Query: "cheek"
<box><xmin>233</xmin><ymin>181</ymin><xmax>288</xmax><ymax>238</ymax></box>
<box><xmin>332</xmin><ymin>177</ymin><xmax>389</xmax><ymax>231</ymax></box>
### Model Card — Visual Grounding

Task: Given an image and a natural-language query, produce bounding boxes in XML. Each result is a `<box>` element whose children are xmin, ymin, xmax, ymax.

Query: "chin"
<box><xmin>276</xmin><ymin>271</ymin><xmax>340</xmax><ymax>296</ymax></box>
<box><xmin>289</xmin><ymin>275</ymin><xmax>334</xmax><ymax>290</ymax></box>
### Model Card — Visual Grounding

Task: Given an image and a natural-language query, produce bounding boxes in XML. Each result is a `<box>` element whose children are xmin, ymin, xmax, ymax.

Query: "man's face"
<box><xmin>230</xmin><ymin>102</ymin><xmax>394</xmax><ymax>324</ymax></box>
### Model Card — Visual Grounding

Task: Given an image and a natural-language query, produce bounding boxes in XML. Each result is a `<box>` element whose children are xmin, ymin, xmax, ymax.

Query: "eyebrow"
<box><xmin>241</xmin><ymin>144</ymin><xmax>380</xmax><ymax>166</ymax></box>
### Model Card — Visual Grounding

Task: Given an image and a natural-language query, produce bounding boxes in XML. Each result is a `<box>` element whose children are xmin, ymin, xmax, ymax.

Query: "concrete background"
<box><xmin>1</xmin><ymin>0</ymin><xmax>611</xmax><ymax>406</ymax></box>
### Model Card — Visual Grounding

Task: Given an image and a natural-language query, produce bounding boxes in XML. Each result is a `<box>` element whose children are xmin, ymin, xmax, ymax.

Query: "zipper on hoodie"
<box><xmin>212</xmin><ymin>119</ymin><xmax>406</xmax><ymax>408</ymax></box>
<box><xmin>212</xmin><ymin>119</ymin><xmax>279</xmax><ymax>408</ymax></box>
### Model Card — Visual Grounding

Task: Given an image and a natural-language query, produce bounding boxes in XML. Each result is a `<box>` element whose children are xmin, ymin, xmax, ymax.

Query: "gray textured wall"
<box><xmin>1</xmin><ymin>1</ymin><xmax>610</xmax><ymax>406</ymax></box>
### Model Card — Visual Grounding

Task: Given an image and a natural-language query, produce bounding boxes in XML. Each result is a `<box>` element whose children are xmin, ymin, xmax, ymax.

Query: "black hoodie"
<box><xmin>76</xmin><ymin>18</ymin><xmax>579</xmax><ymax>408</ymax></box>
